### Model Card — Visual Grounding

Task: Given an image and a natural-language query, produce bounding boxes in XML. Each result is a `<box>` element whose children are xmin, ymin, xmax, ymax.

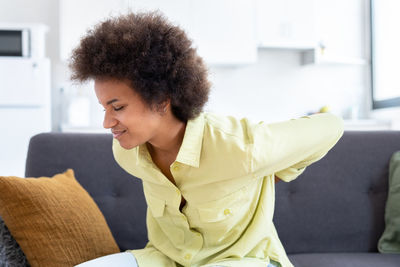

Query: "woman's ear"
<box><xmin>157</xmin><ymin>99</ymin><xmax>171</xmax><ymax>115</ymax></box>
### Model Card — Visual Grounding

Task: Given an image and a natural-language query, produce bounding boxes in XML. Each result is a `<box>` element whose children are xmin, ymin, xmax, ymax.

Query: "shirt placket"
<box><xmin>170</xmin><ymin>161</ymin><xmax>203</xmax><ymax>266</ymax></box>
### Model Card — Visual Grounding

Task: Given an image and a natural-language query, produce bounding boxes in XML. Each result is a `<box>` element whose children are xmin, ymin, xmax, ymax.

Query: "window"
<box><xmin>371</xmin><ymin>0</ymin><xmax>400</xmax><ymax>109</ymax></box>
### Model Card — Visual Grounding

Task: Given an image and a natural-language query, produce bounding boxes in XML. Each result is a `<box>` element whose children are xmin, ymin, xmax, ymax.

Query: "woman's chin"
<box><xmin>116</xmin><ymin>139</ymin><xmax>138</xmax><ymax>150</ymax></box>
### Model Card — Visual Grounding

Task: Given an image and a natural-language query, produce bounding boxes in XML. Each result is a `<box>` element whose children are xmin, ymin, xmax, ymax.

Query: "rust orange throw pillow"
<box><xmin>0</xmin><ymin>169</ymin><xmax>120</xmax><ymax>267</ymax></box>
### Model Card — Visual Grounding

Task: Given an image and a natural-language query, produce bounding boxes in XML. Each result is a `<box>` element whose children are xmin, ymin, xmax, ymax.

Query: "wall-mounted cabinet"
<box><xmin>59</xmin><ymin>0</ymin><xmax>368</xmax><ymax>66</ymax></box>
<box><xmin>130</xmin><ymin>0</ymin><xmax>257</xmax><ymax>66</ymax></box>
<box><xmin>255</xmin><ymin>0</ymin><xmax>316</xmax><ymax>50</ymax></box>
<box><xmin>255</xmin><ymin>0</ymin><xmax>368</xmax><ymax>66</ymax></box>
<box><xmin>300</xmin><ymin>0</ymin><xmax>368</xmax><ymax>65</ymax></box>
<box><xmin>301</xmin><ymin>47</ymin><xmax>368</xmax><ymax>65</ymax></box>
<box><xmin>60</xmin><ymin>0</ymin><xmax>257</xmax><ymax>66</ymax></box>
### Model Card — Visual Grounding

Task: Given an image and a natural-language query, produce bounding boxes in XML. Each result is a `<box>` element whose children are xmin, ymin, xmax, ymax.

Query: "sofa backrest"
<box><xmin>274</xmin><ymin>130</ymin><xmax>400</xmax><ymax>254</ymax></box>
<box><xmin>25</xmin><ymin>133</ymin><xmax>148</xmax><ymax>251</ymax></box>
<box><xmin>25</xmin><ymin>131</ymin><xmax>400</xmax><ymax>253</ymax></box>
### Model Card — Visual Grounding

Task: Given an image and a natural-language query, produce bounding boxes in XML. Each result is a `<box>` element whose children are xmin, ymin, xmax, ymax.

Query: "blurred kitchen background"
<box><xmin>1</xmin><ymin>0</ymin><xmax>399</xmax><ymax>176</ymax></box>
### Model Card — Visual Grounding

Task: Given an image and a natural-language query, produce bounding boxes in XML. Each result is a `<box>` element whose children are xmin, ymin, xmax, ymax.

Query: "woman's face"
<box><xmin>95</xmin><ymin>79</ymin><xmax>165</xmax><ymax>150</ymax></box>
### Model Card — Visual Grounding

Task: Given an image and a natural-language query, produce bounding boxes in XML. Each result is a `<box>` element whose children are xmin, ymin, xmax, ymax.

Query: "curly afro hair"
<box><xmin>69</xmin><ymin>10</ymin><xmax>211</xmax><ymax>122</ymax></box>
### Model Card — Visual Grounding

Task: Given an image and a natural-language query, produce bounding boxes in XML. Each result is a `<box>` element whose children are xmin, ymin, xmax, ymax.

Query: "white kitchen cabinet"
<box><xmin>0</xmin><ymin>58</ymin><xmax>50</xmax><ymax>106</ymax></box>
<box><xmin>60</xmin><ymin>0</ymin><xmax>257</xmax><ymax>65</ymax></box>
<box><xmin>0</xmin><ymin>107</ymin><xmax>51</xmax><ymax>177</ymax></box>
<box><xmin>255</xmin><ymin>0</ymin><xmax>316</xmax><ymax>50</ymax></box>
<box><xmin>255</xmin><ymin>0</ymin><xmax>368</xmax><ymax>66</ymax></box>
<box><xmin>300</xmin><ymin>0</ymin><xmax>368</xmax><ymax>65</ymax></box>
<box><xmin>130</xmin><ymin>0</ymin><xmax>257</xmax><ymax>66</ymax></box>
<box><xmin>190</xmin><ymin>0</ymin><xmax>257</xmax><ymax>65</ymax></box>
<box><xmin>0</xmin><ymin>22</ymin><xmax>51</xmax><ymax>177</ymax></box>
<box><xmin>301</xmin><ymin>48</ymin><xmax>368</xmax><ymax>65</ymax></box>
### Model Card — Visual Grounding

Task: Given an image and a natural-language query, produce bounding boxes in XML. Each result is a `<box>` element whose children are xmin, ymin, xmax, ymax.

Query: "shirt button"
<box><xmin>173</xmin><ymin>165</ymin><xmax>180</xmax><ymax>171</ymax></box>
<box><xmin>184</xmin><ymin>253</ymin><xmax>192</xmax><ymax>260</ymax></box>
<box><xmin>224</xmin><ymin>208</ymin><xmax>231</xmax><ymax>215</ymax></box>
<box><xmin>175</xmin><ymin>188</ymin><xmax>180</xmax><ymax>194</ymax></box>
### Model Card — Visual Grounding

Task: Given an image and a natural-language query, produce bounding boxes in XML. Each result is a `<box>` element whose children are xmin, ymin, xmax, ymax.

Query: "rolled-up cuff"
<box><xmin>275</xmin><ymin>166</ymin><xmax>307</xmax><ymax>182</ymax></box>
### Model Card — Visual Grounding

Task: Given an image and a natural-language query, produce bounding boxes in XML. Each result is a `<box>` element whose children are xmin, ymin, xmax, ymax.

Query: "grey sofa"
<box><xmin>22</xmin><ymin>131</ymin><xmax>400</xmax><ymax>266</ymax></box>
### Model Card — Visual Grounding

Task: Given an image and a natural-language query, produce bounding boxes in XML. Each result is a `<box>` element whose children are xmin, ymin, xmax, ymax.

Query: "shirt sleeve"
<box><xmin>250</xmin><ymin>113</ymin><xmax>344</xmax><ymax>182</ymax></box>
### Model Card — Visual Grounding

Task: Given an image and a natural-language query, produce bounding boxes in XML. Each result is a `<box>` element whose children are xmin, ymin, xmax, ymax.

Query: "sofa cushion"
<box><xmin>378</xmin><ymin>151</ymin><xmax>400</xmax><ymax>253</ymax></box>
<box><xmin>0</xmin><ymin>216</ymin><xmax>29</xmax><ymax>266</ymax></box>
<box><xmin>0</xmin><ymin>169</ymin><xmax>120</xmax><ymax>267</ymax></box>
<box><xmin>289</xmin><ymin>252</ymin><xmax>400</xmax><ymax>267</ymax></box>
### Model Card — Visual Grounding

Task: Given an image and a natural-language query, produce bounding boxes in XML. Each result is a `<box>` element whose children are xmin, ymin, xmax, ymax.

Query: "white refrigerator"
<box><xmin>0</xmin><ymin>57</ymin><xmax>51</xmax><ymax>177</ymax></box>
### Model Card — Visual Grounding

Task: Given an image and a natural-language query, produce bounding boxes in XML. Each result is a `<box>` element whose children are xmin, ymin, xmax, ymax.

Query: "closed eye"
<box><xmin>102</xmin><ymin>106</ymin><xmax>124</xmax><ymax>112</ymax></box>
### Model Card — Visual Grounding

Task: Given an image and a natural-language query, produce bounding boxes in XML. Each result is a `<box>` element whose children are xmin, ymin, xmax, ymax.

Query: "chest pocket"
<box><xmin>195</xmin><ymin>185</ymin><xmax>252</xmax><ymax>236</ymax></box>
<box><xmin>145</xmin><ymin>193</ymin><xmax>185</xmax><ymax>248</ymax></box>
<box><xmin>146</xmin><ymin>193</ymin><xmax>166</xmax><ymax>217</ymax></box>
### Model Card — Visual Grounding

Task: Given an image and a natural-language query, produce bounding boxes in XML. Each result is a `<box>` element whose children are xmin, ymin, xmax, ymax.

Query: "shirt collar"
<box><xmin>136</xmin><ymin>112</ymin><xmax>205</xmax><ymax>168</ymax></box>
<box><xmin>136</xmin><ymin>143</ymin><xmax>152</xmax><ymax>168</ymax></box>
<box><xmin>175</xmin><ymin>112</ymin><xmax>205</xmax><ymax>168</ymax></box>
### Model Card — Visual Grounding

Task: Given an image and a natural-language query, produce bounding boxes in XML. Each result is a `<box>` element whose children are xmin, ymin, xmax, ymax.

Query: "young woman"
<box><xmin>70</xmin><ymin>11</ymin><xmax>344</xmax><ymax>267</ymax></box>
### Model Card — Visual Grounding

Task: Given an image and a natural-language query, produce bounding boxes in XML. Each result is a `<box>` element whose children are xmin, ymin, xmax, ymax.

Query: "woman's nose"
<box><xmin>103</xmin><ymin>111</ymin><xmax>117</xmax><ymax>129</ymax></box>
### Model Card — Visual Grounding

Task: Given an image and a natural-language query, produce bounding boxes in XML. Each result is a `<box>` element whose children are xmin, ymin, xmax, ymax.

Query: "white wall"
<box><xmin>0</xmin><ymin>0</ymin><xmax>378</xmax><ymax>131</ymax></box>
<box><xmin>206</xmin><ymin>50</ymin><xmax>367</xmax><ymax>123</ymax></box>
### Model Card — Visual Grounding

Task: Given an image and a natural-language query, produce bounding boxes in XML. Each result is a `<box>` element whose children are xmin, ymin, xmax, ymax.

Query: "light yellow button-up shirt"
<box><xmin>112</xmin><ymin>112</ymin><xmax>344</xmax><ymax>267</ymax></box>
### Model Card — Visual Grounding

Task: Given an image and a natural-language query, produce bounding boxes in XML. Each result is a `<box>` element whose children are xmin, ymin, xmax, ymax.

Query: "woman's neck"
<box><xmin>146</xmin><ymin>113</ymin><xmax>187</xmax><ymax>161</ymax></box>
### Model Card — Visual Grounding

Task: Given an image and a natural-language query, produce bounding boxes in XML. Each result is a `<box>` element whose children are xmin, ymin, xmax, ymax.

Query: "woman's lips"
<box><xmin>112</xmin><ymin>130</ymin><xmax>127</xmax><ymax>139</ymax></box>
